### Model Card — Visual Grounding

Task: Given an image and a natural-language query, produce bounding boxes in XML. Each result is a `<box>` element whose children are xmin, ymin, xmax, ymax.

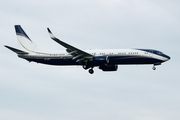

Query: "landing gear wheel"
<box><xmin>83</xmin><ymin>65</ymin><xmax>89</xmax><ymax>70</ymax></box>
<box><xmin>89</xmin><ymin>69</ymin><xmax>94</xmax><ymax>74</ymax></box>
<box><xmin>152</xmin><ymin>66</ymin><xmax>156</xmax><ymax>70</ymax></box>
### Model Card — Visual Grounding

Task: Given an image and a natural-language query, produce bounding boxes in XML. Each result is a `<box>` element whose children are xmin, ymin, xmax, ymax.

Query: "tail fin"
<box><xmin>15</xmin><ymin>25</ymin><xmax>39</xmax><ymax>52</ymax></box>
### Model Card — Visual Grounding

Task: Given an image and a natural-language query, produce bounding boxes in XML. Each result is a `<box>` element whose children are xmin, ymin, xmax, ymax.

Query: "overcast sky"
<box><xmin>1</xmin><ymin>0</ymin><xmax>180</xmax><ymax>120</ymax></box>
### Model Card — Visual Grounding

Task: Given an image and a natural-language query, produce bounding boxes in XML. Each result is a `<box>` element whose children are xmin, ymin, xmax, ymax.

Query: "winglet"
<box><xmin>47</xmin><ymin>28</ymin><xmax>56</xmax><ymax>39</ymax></box>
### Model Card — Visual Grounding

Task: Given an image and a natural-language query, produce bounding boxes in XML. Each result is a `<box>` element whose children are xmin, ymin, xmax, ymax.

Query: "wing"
<box><xmin>47</xmin><ymin>28</ymin><xmax>93</xmax><ymax>63</ymax></box>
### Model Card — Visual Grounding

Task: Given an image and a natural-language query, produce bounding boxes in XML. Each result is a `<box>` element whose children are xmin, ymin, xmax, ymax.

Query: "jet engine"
<box><xmin>99</xmin><ymin>64</ymin><xmax>118</xmax><ymax>71</ymax></box>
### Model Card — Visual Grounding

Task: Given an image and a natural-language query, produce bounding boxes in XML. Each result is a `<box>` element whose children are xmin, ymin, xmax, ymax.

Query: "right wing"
<box><xmin>47</xmin><ymin>28</ymin><xmax>93</xmax><ymax>63</ymax></box>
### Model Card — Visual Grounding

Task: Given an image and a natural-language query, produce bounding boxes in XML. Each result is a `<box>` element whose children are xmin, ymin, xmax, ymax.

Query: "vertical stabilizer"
<box><xmin>15</xmin><ymin>25</ymin><xmax>39</xmax><ymax>52</ymax></box>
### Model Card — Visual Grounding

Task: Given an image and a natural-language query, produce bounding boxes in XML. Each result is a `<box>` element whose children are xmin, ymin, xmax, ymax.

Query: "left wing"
<box><xmin>47</xmin><ymin>28</ymin><xmax>93</xmax><ymax>63</ymax></box>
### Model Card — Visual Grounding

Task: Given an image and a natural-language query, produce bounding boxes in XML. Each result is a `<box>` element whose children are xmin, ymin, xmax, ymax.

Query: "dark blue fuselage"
<box><xmin>20</xmin><ymin>55</ymin><xmax>164</xmax><ymax>66</ymax></box>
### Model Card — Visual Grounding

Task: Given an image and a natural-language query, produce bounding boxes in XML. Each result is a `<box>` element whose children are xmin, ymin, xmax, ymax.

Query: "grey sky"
<box><xmin>1</xmin><ymin>0</ymin><xmax>179</xmax><ymax>120</ymax></box>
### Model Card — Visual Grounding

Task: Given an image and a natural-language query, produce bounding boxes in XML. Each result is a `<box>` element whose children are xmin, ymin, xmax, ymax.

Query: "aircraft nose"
<box><xmin>165</xmin><ymin>54</ymin><xmax>171</xmax><ymax>61</ymax></box>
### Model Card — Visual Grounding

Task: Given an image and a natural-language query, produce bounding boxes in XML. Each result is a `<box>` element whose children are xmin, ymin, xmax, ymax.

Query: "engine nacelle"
<box><xmin>99</xmin><ymin>64</ymin><xmax>118</xmax><ymax>71</ymax></box>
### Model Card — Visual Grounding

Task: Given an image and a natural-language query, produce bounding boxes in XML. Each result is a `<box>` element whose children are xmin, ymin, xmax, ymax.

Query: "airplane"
<box><xmin>5</xmin><ymin>25</ymin><xmax>170</xmax><ymax>74</ymax></box>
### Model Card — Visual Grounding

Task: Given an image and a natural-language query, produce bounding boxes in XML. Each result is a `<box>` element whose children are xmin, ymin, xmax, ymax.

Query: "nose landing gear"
<box><xmin>152</xmin><ymin>65</ymin><xmax>156</xmax><ymax>70</ymax></box>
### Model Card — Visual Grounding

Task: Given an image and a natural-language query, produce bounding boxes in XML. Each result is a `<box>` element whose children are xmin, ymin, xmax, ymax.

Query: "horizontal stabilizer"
<box><xmin>4</xmin><ymin>45</ymin><xmax>29</xmax><ymax>54</ymax></box>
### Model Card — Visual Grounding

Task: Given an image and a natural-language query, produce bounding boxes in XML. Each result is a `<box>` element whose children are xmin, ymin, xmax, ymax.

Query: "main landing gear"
<box><xmin>83</xmin><ymin>65</ymin><xmax>89</xmax><ymax>70</ymax></box>
<box><xmin>88</xmin><ymin>68</ymin><xmax>94</xmax><ymax>74</ymax></box>
<box><xmin>82</xmin><ymin>65</ymin><xmax>94</xmax><ymax>74</ymax></box>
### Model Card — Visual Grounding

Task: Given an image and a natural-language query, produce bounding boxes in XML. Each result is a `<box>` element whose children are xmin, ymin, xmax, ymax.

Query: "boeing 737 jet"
<box><xmin>5</xmin><ymin>25</ymin><xmax>170</xmax><ymax>74</ymax></box>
